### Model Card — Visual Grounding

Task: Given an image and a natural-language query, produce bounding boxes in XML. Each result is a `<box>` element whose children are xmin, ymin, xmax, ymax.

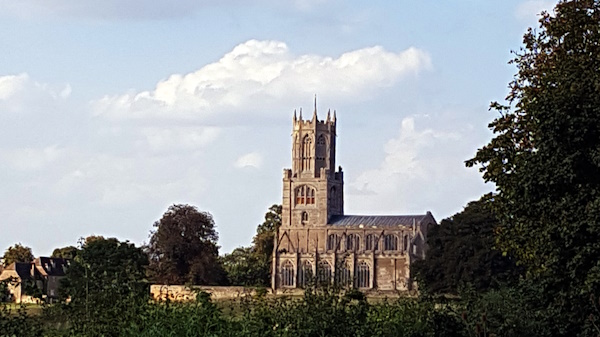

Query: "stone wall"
<box><xmin>150</xmin><ymin>285</ymin><xmax>274</xmax><ymax>301</ymax></box>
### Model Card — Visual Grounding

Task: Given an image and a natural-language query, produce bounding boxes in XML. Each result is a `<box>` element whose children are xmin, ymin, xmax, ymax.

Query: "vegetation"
<box><xmin>2</xmin><ymin>243</ymin><xmax>34</xmax><ymax>266</ymax></box>
<box><xmin>466</xmin><ymin>0</ymin><xmax>600</xmax><ymax>334</ymax></box>
<box><xmin>147</xmin><ymin>204</ymin><xmax>227</xmax><ymax>285</ymax></box>
<box><xmin>56</xmin><ymin>237</ymin><xmax>149</xmax><ymax>336</ymax></box>
<box><xmin>412</xmin><ymin>198</ymin><xmax>521</xmax><ymax>294</ymax></box>
<box><xmin>223</xmin><ymin>204</ymin><xmax>281</xmax><ymax>287</ymax></box>
<box><xmin>51</xmin><ymin>246</ymin><xmax>78</xmax><ymax>259</ymax></box>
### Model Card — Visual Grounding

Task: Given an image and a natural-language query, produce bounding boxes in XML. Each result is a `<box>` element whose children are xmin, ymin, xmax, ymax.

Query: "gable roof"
<box><xmin>1</xmin><ymin>262</ymin><xmax>35</xmax><ymax>280</ymax></box>
<box><xmin>329</xmin><ymin>212</ymin><xmax>436</xmax><ymax>227</ymax></box>
<box><xmin>34</xmin><ymin>257</ymin><xmax>69</xmax><ymax>277</ymax></box>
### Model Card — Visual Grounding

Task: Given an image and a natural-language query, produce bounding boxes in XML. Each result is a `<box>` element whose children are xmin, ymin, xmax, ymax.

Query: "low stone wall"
<box><xmin>150</xmin><ymin>285</ymin><xmax>273</xmax><ymax>301</ymax></box>
<box><xmin>151</xmin><ymin>284</ymin><xmax>412</xmax><ymax>302</ymax></box>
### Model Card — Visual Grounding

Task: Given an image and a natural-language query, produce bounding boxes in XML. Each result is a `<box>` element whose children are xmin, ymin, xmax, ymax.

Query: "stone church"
<box><xmin>272</xmin><ymin>103</ymin><xmax>436</xmax><ymax>292</ymax></box>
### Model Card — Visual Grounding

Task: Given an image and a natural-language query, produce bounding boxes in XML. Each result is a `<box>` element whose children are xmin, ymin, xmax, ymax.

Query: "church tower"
<box><xmin>281</xmin><ymin>99</ymin><xmax>344</xmax><ymax>229</ymax></box>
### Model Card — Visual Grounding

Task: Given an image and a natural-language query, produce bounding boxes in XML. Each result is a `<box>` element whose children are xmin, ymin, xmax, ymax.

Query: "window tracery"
<box><xmin>295</xmin><ymin>185</ymin><xmax>316</xmax><ymax>205</ymax></box>
<box><xmin>281</xmin><ymin>260</ymin><xmax>294</xmax><ymax>287</ymax></box>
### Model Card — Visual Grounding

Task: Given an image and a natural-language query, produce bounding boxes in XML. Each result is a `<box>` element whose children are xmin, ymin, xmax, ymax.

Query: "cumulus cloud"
<box><xmin>515</xmin><ymin>0</ymin><xmax>555</xmax><ymax>21</ymax></box>
<box><xmin>92</xmin><ymin>40</ymin><xmax>431</xmax><ymax>122</ymax></box>
<box><xmin>235</xmin><ymin>152</ymin><xmax>263</xmax><ymax>169</ymax></box>
<box><xmin>0</xmin><ymin>73</ymin><xmax>71</xmax><ymax>113</ymax></box>
<box><xmin>347</xmin><ymin>116</ymin><xmax>489</xmax><ymax>218</ymax></box>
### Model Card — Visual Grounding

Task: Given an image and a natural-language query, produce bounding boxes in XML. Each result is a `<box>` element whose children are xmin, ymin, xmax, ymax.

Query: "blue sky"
<box><xmin>0</xmin><ymin>0</ymin><xmax>555</xmax><ymax>256</ymax></box>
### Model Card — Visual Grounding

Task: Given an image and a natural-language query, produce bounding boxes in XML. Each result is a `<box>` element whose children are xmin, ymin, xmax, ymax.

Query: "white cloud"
<box><xmin>347</xmin><ymin>116</ymin><xmax>489</xmax><ymax>218</ymax></box>
<box><xmin>235</xmin><ymin>152</ymin><xmax>263</xmax><ymax>169</ymax></box>
<box><xmin>0</xmin><ymin>73</ymin><xmax>71</xmax><ymax>113</ymax></box>
<box><xmin>138</xmin><ymin>126</ymin><xmax>221</xmax><ymax>152</ymax></box>
<box><xmin>515</xmin><ymin>0</ymin><xmax>555</xmax><ymax>21</ymax></box>
<box><xmin>0</xmin><ymin>145</ymin><xmax>65</xmax><ymax>171</ymax></box>
<box><xmin>93</xmin><ymin>40</ymin><xmax>431</xmax><ymax>122</ymax></box>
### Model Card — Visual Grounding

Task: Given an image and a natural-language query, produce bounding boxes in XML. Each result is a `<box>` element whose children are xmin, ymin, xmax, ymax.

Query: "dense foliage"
<box><xmin>57</xmin><ymin>237</ymin><xmax>149</xmax><ymax>336</ymax></box>
<box><xmin>412</xmin><ymin>198</ymin><xmax>521</xmax><ymax>294</ymax></box>
<box><xmin>147</xmin><ymin>204</ymin><xmax>227</xmax><ymax>285</ymax></box>
<box><xmin>2</xmin><ymin>243</ymin><xmax>34</xmax><ymax>266</ymax></box>
<box><xmin>51</xmin><ymin>245</ymin><xmax>78</xmax><ymax>259</ymax></box>
<box><xmin>223</xmin><ymin>204</ymin><xmax>281</xmax><ymax>287</ymax></box>
<box><xmin>466</xmin><ymin>0</ymin><xmax>600</xmax><ymax>334</ymax></box>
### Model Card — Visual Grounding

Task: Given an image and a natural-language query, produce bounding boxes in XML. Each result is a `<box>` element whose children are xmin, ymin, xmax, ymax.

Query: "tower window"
<box><xmin>302</xmin><ymin>135</ymin><xmax>312</xmax><ymax>171</ymax></box>
<box><xmin>295</xmin><ymin>185</ymin><xmax>316</xmax><ymax>205</ymax></box>
<box><xmin>301</xmin><ymin>211</ymin><xmax>309</xmax><ymax>224</ymax></box>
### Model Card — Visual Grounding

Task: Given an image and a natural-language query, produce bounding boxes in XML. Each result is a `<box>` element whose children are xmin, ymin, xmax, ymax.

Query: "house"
<box><xmin>0</xmin><ymin>257</ymin><xmax>69</xmax><ymax>303</ymax></box>
<box><xmin>272</xmin><ymin>104</ymin><xmax>436</xmax><ymax>292</ymax></box>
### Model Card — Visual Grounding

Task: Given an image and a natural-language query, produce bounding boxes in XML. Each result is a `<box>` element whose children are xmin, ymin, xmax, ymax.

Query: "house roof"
<box><xmin>329</xmin><ymin>212</ymin><xmax>435</xmax><ymax>227</ymax></box>
<box><xmin>34</xmin><ymin>257</ymin><xmax>69</xmax><ymax>277</ymax></box>
<box><xmin>1</xmin><ymin>262</ymin><xmax>35</xmax><ymax>280</ymax></box>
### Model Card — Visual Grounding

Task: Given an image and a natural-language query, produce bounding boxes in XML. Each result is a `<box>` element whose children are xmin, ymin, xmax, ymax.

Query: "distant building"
<box><xmin>0</xmin><ymin>257</ymin><xmax>69</xmax><ymax>303</ymax></box>
<box><xmin>272</xmin><ymin>103</ymin><xmax>436</xmax><ymax>292</ymax></box>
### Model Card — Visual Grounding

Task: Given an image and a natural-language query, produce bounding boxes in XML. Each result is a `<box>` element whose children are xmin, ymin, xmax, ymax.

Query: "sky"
<box><xmin>0</xmin><ymin>0</ymin><xmax>557</xmax><ymax>257</ymax></box>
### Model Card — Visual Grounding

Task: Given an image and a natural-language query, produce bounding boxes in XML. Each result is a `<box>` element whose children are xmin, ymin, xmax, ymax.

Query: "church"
<box><xmin>272</xmin><ymin>103</ymin><xmax>436</xmax><ymax>292</ymax></box>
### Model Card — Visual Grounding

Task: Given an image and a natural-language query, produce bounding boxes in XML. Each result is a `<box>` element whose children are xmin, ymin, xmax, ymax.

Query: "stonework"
<box><xmin>272</xmin><ymin>104</ymin><xmax>436</xmax><ymax>293</ymax></box>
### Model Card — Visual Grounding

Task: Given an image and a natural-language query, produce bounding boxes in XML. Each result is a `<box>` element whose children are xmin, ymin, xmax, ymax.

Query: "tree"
<box><xmin>147</xmin><ymin>204</ymin><xmax>226</xmax><ymax>285</ymax></box>
<box><xmin>51</xmin><ymin>245</ymin><xmax>78</xmax><ymax>259</ymax></box>
<box><xmin>466</xmin><ymin>1</ymin><xmax>600</xmax><ymax>334</ymax></box>
<box><xmin>221</xmin><ymin>247</ymin><xmax>267</xmax><ymax>286</ymax></box>
<box><xmin>221</xmin><ymin>204</ymin><xmax>281</xmax><ymax>287</ymax></box>
<box><xmin>59</xmin><ymin>237</ymin><xmax>148</xmax><ymax>336</ymax></box>
<box><xmin>2</xmin><ymin>243</ymin><xmax>34</xmax><ymax>267</ymax></box>
<box><xmin>412</xmin><ymin>198</ymin><xmax>521</xmax><ymax>294</ymax></box>
<box><xmin>253</xmin><ymin>205</ymin><xmax>281</xmax><ymax>261</ymax></box>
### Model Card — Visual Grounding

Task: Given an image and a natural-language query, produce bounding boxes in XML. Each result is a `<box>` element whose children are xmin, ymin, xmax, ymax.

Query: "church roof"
<box><xmin>328</xmin><ymin>213</ymin><xmax>434</xmax><ymax>227</ymax></box>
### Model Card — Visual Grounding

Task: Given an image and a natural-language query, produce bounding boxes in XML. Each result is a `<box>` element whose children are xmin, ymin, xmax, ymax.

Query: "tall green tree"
<box><xmin>466</xmin><ymin>1</ymin><xmax>600</xmax><ymax>334</ymax></box>
<box><xmin>2</xmin><ymin>243</ymin><xmax>34</xmax><ymax>267</ymax></box>
<box><xmin>51</xmin><ymin>245</ymin><xmax>78</xmax><ymax>259</ymax></box>
<box><xmin>147</xmin><ymin>204</ymin><xmax>226</xmax><ymax>285</ymax></box>
<box><xmin>59</xmin><ymin>237</ymin><xmax>148</xmax><ymax>336</ymax></box>
<box><xmin>222</xmin><ymin>204</ymin><xmax>281</xmax><ymax>287</ymax></box>
<box><xmin>412</xmin><ymin>198</ymin><xmax>521</xmax><ymax>294</ymax></box>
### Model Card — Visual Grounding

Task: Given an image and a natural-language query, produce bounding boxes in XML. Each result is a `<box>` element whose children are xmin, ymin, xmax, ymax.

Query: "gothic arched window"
<box><xmin>346</xmin><ymin>234</ymin><xmax>360</xmax><ymax>252</ymax></box>
<box><xmin>327</xmin><ymin>234</ymin><xmax>338</xmax><ymax>251</ymax></box>
<box><xmin>301</xmin><ymin>211</ymin><xmax>309</xmax><ymax>224</ymax></box>
<box><xmin>302</xmin><ymin>134</ymin><xmax>312</xmax><ymax>171</ymax></box>
<box><xmin>365</xmin><ymin>234</ymin><xmax>378</xmax><ymax>251</ymax></box>
<box><xmin>316</xmin><ymin>134</ymin><xmax>327</xmax><ymax>161</ymax></box>
<box><xmin>337</xmin><ymin>262</ymin><xmax>352</xmax><ymax>287</ymax></box>
<box><xmin>295</xmin><ymin>185</ymin><xmax>316</xmax><ymax>205</ymax></box>
<box><xmin>281</xmin><ymin>260</ymin><xmax>295</xmax><ymax>287</ymax></box>
<box><xmin>404</xmin><ymin>235</ymin><xmax>409</xmax><ymax>252</ymax></box>
<box><xmin>356</xmin><ymin>262</ymin><xmax>370</xmax><ymax>289</ymax></box>
<box><xmin>317</xmin><ymin>261</ymin><xmax>332</xmax><ymax>285</ymax></box>
<box><xmin>329</xmin><ymin>186</ymin><xmax>337</xmax><ymax>208</ymax></box>
<box><xmin>384</xmin><ymin>234</ymin><xmax>398</xmax><ymax>251</ymax></box>
<box><xmin>298</xmin><ymin>260</ymin><xmax>313</xmax><ymax>288</ymax></box>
